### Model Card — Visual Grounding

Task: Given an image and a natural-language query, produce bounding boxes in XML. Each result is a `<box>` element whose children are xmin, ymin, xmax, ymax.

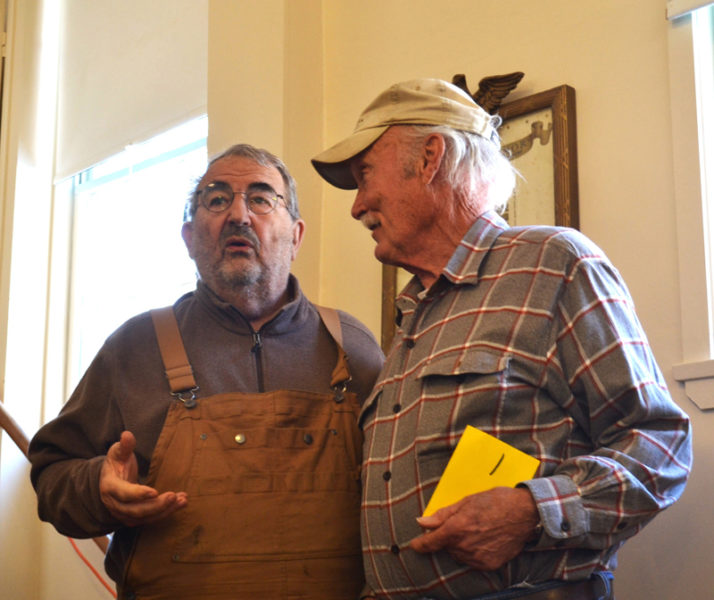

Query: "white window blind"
<box><xmin>54</xmin><ymin>0</ymin><xmax>208</xmax><ymax>181</ymax></box>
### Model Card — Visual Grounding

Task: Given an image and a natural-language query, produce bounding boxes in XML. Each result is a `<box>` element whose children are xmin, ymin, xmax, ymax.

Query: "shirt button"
<box><xmin>561</xmin><ymin>520</ymin><xmax>571</xmax><ymax>532</ymax></box>
<box><xmin>392</xmin><ymin>404</ymin><xmax>401</xmax><ymax>413</ymax></box>
<box><xmin>383</xmin><ymin>471</ymin><xmax>392</xmax><ymax>481</ymax></box>
<box><xmin>405</xmin><ymin>339</ymin><xmax>415</xmax><ymax>349</ymax></box>
<box><xmin>234</xmin><ymin>433</ymin><xmax>246</xmax><ymax>445</ymax></box>
<box><xmin>390</xmin><ymin>544</ymin><xmax>400</xmax><ymax>555</ymax></box>
<box><xmin>304</xmin><ymin>433</ymin><xmax>314</xmax><ymax>445</ymax></box>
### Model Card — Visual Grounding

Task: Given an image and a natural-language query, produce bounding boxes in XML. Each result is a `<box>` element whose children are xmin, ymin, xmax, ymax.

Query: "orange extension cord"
<box><xmin>68</xmin><ymin>538</ymin><xmax>117</xmax><ymax>597</ymax></box>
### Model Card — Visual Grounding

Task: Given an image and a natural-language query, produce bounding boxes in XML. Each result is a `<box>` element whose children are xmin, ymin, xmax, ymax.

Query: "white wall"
<box><xmin>206</xmin><ymin>0</ymin><xmax>325</xmax><ymax>297</ymax></box>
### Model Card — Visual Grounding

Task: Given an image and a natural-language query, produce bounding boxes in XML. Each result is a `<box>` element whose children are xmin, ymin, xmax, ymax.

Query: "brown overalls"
<box><xmin>119</xmin><ymin>307</ymin><xmax>364</xmax><ymax>600</ymax></box>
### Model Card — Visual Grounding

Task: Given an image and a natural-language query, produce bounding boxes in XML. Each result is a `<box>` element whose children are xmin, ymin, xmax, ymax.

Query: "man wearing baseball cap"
<box><xmin>312</xmin><ymin>79</ymin><xmax>691</xmax><ymax>600</ymax></box>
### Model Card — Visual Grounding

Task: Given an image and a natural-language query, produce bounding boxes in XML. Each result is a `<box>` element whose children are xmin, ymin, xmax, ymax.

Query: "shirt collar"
<box><xmin>397</xmin><ymin>210</ymin><xmax>509</xmax><ymax>306</ymax></box>
<box><xmin>442</xmin><ymin>210</ymin><xmax>509</xmax><ymax>284</ymax></box>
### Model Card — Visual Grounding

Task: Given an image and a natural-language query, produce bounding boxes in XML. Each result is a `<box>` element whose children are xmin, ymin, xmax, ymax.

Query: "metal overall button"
<box><xmin>332</xmin><ymin>381</ymin><xmax>348</xmax><ymax>403</ymax></box>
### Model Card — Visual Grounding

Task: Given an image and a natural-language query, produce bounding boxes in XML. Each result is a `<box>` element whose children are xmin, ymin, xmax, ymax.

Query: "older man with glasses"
<box><xmin>29</xmin><ymin>144</ymin><xmax>385</xmax><ymax>600</ymax></box>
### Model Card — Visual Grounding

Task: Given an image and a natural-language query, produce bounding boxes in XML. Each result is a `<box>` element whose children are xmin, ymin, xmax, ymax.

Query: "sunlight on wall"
<box><xmin>1</xmin><ymin>1</ymin><xmax>61</xmax><ymax>598</ymax></box>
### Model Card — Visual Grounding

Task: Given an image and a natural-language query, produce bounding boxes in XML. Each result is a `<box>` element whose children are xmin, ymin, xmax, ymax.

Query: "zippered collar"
<box><xmin>191</xmin><ymin>274</ymin><xmax>311</xmax><ymax>337</ymax></box>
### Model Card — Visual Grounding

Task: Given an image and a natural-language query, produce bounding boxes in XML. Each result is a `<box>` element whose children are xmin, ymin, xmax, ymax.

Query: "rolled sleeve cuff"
<box><xmin>520</xmin><ymin>474</ymin><xmax>588</xmax><ymax>546</ymax></box>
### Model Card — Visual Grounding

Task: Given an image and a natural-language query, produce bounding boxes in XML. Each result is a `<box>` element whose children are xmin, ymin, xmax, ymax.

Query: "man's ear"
<box><xmin>420</xmin><ymin>133</ymin><xmax>446</xmax><ymax>185</ymax></box>
<box><xmin>181</xmin><ymin>221</ymin><xmax>195</xmax><ymax>258</ymax></box>
<box><xmin>291</xmin><ymin>219</ymin><xmax>306</xmax><ymax>261</ymax></box>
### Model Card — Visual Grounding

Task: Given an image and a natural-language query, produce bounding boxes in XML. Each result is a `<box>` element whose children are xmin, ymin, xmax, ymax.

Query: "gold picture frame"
<box><xmin>498</xmin><ymin>84</ymin><xmax>579</xmax><ymax>229</ymax></box>
<box><xmin>380</xmin><ymin>84</ymin><xmax>579</xmax><ymax>350</ymax></box>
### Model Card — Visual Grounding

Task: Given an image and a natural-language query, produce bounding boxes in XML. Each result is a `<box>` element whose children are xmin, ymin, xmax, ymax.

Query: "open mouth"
<box><xmin>224</xmin><ymin>237</ymin><xmax>255</xmax><ymax>253</ymax></box>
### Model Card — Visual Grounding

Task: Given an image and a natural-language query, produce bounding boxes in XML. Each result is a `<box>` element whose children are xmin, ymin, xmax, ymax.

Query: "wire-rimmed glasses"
<box><xmin>196</xmin><ymin>181</ymin><xmax>286</xmax><ymax>215</ymax></box>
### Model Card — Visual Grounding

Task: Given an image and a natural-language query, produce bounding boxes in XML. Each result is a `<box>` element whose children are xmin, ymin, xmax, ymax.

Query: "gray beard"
<box><xmin>191</xmin><ymin>223</ymin><xmax>294</xmax><ymax>310</ymax></box>
<box><xmin>214</xmin><ymin>258</ymin><xmax>262</xmax><ymax>290</ymax></box>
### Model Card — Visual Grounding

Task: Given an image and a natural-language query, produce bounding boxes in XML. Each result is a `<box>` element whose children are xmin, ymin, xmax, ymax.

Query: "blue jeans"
<box><xmin>416</xmin><ymin>572</ymin><xmax>615</xmax><ymax>600</ymax></box>
<box><xmin>470</xmin><ymin>572</ymin><xmax>613</xmax><ymax>600</ymax></box>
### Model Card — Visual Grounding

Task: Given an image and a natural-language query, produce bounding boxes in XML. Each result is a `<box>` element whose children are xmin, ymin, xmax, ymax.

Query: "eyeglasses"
<box><xmin>196</xmin><ymin>181</ymin><xmax>286</xmax><ymax>215</ymax></box>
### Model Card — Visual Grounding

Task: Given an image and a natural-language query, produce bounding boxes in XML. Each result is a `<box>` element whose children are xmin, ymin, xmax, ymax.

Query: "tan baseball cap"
<box><xmin>311</xmin><ymin>78</ymin><xmax>496</xmax><ymax>190</ymax></box>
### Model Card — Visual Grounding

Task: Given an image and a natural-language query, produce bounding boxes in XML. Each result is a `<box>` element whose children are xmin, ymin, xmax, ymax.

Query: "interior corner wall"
<box><xmin>206</xmin><ymin>0</ymin><xmax>324</xmax><ymax>299</ymax></box>
<box><xmin>314</xmin><ymin>1</ymin><xmax>712</xmax><ymax>598</ymax></box>
<box><xmin>282</xmin><ymin>0</ymin><xmax>324</xmax><ymax>298</ymax></box>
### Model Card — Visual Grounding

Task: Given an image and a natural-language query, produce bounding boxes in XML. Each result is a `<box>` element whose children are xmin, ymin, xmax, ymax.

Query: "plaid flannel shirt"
<box><xmin>360</xmin><ymin>212</ymin><xmax>691</xmax><ymax>599</ymax></box>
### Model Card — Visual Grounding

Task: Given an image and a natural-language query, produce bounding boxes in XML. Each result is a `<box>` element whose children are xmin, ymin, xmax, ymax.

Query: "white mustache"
<box><xmin>360</xmin><ymin>214</ymin><xmax>380</xmax><ymax>231</ymax></box>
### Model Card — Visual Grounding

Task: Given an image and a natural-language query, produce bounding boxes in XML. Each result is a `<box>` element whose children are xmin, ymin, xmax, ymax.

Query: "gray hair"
<box><xmin>398</xmin><ymin>123</ymin><xmax>516</xmax><ymax>213</ymax></box>
<box><xmin>185</xmin><ymin>144</ymin><xmax>300</xmax><ymax>221</ymax></box>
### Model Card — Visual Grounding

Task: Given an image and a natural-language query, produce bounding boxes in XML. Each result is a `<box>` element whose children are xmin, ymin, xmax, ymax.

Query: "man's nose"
<box><xmin>350</xmin><ymin>189</ymin><xmax>367</xmax><ymax>221</ymax></box>
<box><xmin>227</xmin><ymin>194</ymin><xmax>251</xmax><ymax>224</ymax></box>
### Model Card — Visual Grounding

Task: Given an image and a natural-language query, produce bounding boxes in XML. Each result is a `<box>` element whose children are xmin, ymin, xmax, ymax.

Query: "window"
<box><xmin>65</xmin><ymin>117</ymin><xmax>207</xmax><ymax>389</ymax></box>
<box><xmin>668</xmin><ymin>2</ymin><xmax>714</xmax><ymax>409</ymax></box>
<box><xmin>692</xmin><ymin>6</ymin><xmax>714</xmax><ymax>327</ymax></box>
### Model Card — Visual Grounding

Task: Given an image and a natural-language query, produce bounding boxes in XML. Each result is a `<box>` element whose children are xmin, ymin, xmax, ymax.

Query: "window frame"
<box><xmin>669</xmin><ymin>6</ymin><xmax>714</xmax><ymax>409</ymax></box>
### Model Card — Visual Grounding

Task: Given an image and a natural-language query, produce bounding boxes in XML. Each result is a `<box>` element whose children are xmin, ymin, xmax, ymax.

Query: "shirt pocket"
<box><xmin>414</xmin><ymin>348</ymin><xmax>514</xmax><ymax>502</ymax></box>
<box><xmin>416</xmin><ymin>348</ymin><xmax>511</xmax><ymax>379</ymax></box>
<box><xmin>415</xmin><ymin>347</ymin><xmax>512</xmax><ymax>414</ymax></box>
<box><xmin>414</xmin><ymin>348</ymin><xmax>511</xmax><ymax>453</ymax></box>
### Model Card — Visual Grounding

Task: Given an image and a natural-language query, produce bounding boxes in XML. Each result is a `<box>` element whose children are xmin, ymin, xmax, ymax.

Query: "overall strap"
<box><xmin>316</xmin><ymin>305</ymin><xmax>352</xmax><ymax>390</ymax></box>
<box><xmin>150</xmin><ymin>307</ymin><xmax>197</xmax><ymax>397</ymax></box>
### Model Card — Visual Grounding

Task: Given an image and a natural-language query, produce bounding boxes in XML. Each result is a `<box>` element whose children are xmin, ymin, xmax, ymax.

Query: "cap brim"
<box><xmin>311</xmin><ymin>126</ymin><xmax>389</xmax><ymax>190</ymax></box>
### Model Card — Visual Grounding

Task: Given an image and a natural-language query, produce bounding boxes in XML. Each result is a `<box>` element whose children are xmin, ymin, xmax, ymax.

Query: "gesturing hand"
<box><xmin>99</xmin><ymin>431</ymin><xmax>187</xmax><ymax>527</ymax></box>
<box><xmin>409</xmin><ymin>487</ymin><xmax>539</xmax><ymax>571</ymax></box>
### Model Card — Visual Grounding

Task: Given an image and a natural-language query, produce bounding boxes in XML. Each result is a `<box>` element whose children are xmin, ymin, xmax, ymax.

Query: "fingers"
<box><xmin>409</xmin><ymin>522</ymin><xmax>449</xmax><ymax>554</ymax></box>
<box><xmin>102</xmin><ymin>474</ymin><xmax>158</xmax><ymax>503</ymax></box>
<box><xmin>100</xmin><ymin>431</ymin><xmax>188</xmax><ymax>527</ymax></box>
<box><xmin>410</xmin><ymin>500</ymin><xmax>464</xmax><ymax>552</ymax></box>
<box><xmin>415</xmin><ymin>502</ymin><xmax>459</xmax><ymax>530</ymax></box>
<box><xmin>104</xmin><ymin>431</ymin><xmax>136</xmax><ymax>465</ymax></box>
<box><xmin>409</xmin><ymin>489</ymin><xmax>538</xmax><ymax>570</ymax></box>
<box><xmin>409</xmin><ymin>514</ymin><xmax>502</xmax><ymax>570</ymax></box>
<box><xmin>114</xmin><ymin>430</ymin><xmax>137</xmax><ymax>461</ymax></box>
<box><xmin>104</xmin><ymin>431</ymin><xmax>142</xmax><ymax>485</ymax></box>
<box><xmin>105</xmin><ymin>490</ymin><xmax>188</xmax><ymax>527</ymax></box>
<box><xmin>101</xmin><ymin>477</ymin><xmax>188</xmax><ymax>527</ymax></box>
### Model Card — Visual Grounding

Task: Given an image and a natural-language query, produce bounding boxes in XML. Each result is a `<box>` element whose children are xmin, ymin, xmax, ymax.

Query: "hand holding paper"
<box><xmin>410</xmin><ymin>426</ymin><xmax>541</xmax><ymax>571</ymax></box>
<box><xmin>423</xmin><ymin>425</ymin><xmax>540</xmax><ymax>516</ymax></box>
<box><xmin>410</xmin><ymin>487</ymin><xmax>540</xmax><ymax>570</ymax></box>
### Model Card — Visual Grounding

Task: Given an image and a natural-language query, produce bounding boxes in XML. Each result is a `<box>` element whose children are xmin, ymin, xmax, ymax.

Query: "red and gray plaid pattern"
<box><xmin>359</xmin><ymin>212</ymin><xmax>691</xmax><ymax>599</ymax></box>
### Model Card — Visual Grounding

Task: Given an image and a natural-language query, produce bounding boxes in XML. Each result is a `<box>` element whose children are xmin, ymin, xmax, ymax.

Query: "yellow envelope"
<box><xmin>422</xmin><ymin>425</ymin><xmax>540</xmax><ymax>517</ymax></box>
